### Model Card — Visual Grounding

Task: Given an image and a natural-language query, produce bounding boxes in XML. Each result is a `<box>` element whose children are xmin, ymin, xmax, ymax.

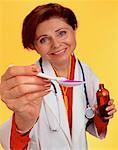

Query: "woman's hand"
<box><xmin>0</xmin><ymin>64</ymin><xmax>51</xmax><ymax>132</ymax></box>
<box><xmin>104</xmin><ymin>99</ymin><xmax>117</xmax><ymax>120</ymax></box>
<box><xmin>94</xmin><ymin>99</ymin><xmax>117</xmax><ymax>120</ymax></box>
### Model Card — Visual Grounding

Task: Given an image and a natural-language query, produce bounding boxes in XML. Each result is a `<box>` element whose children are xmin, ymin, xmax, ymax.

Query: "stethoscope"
<box><xmin>38</xmin><ymin>58</ymin><xmax>94</xmax><ymax>132</ymax></box>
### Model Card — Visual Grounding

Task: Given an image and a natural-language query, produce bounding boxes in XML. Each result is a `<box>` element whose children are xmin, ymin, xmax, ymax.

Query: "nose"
<box><xmin>51</xmin><ymin>38</ymin><xmax>60</xmax><ymax>49</ymax></box>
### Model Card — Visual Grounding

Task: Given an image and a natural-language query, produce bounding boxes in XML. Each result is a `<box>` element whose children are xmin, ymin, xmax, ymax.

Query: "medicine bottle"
<box><xmin>96</xmin><ymin>84</ymin><xmax>110</xmax><ymax>117</ymax></box>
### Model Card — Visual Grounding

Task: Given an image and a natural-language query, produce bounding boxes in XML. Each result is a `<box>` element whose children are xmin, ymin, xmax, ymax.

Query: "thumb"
<box><xmin>92</xmin><ymin>104</ymin><xmax>99</xmax><ymax>113</ymax></box>
<box><xmin>31</xmin><ymin>64</ymin><xmax>41</xmax><ymax>73</ymax></box>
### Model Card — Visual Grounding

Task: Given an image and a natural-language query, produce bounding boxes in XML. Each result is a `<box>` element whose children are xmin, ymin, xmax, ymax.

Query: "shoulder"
<box><xmin>77</xmin><ymin>60</ymin><xmax>100</xmax><ymax>87</ymax></box>
<box><xmin>78</xmin><ymin>60</ymin><xmax>98</xmax><ymax>78</ymax></box>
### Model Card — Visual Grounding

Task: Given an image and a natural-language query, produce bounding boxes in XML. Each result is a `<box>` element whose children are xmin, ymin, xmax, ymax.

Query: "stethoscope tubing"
<box><xmin>39</xmin><ymin>57</ymin><xmax>89</xmax><ymax>105</ymax></box>
<box><xmin>38</xmin><ymin>57</ymin><xmax>95</xmax><ymax>122</ymax></box>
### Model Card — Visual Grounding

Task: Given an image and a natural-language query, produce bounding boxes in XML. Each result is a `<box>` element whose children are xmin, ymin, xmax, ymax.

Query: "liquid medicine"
<box><xmin>96</xmin><ymin>84</ymin><xmax>110</xmax><ymax>117</ymax></box>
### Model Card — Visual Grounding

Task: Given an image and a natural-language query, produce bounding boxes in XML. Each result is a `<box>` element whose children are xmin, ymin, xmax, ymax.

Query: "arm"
<box><xmin>0</xmin><ymin>64</ymin><xmax>51</xmax><ymax>149</ymax></box>
<box><xmin>10</xmin><ymin>114</ymin><xmax>30</xmax><ymax>150</ymax></box>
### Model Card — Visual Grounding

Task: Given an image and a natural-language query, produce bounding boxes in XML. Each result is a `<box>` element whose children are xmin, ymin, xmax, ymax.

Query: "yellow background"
<box><xmin>0</xmin><ymin>0</ymin><xmax>118</xmax><ymax>149</ymax></box>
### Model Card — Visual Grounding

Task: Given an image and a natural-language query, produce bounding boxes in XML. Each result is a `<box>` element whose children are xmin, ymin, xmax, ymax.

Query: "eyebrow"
<box><xmin>55</xmin><ymin>27</ymin><xmax>66</xmax><ymax>32</ymax></box>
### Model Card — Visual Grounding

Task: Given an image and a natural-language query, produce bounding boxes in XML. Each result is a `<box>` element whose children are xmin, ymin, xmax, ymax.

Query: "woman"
<box><xmin>0</xmin><ymin>3</ymin><xmax>116</xmax><ymax>150</ymax></box>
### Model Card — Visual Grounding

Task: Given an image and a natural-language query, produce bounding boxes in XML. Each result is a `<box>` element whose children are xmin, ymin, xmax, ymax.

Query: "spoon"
<box><xmin>37</xmin><ymin>72</ymin><xmax>85</xmax><ymax>87</ymax></box>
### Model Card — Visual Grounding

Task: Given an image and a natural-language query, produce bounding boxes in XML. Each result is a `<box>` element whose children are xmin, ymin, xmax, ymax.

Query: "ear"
<box><xmin>73</xmin><ymin>29</ymin><xmax>77</xmax><ymax>37</ymax></box>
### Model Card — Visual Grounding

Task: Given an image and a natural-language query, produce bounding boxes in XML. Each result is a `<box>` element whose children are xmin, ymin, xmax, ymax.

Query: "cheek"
<box><xmin>73</xmin><ymin>37</ymin><xmax>76</xmax><ymax>48</ymax></box>
<box><xmin>35</xmin><ymin>45</ymin><xmax>48</xmax><ymax>56</ymax></box>
<box><xmin>67</xmin><ymin>35</ymin><xmax>76</xmax><ymax>49</ymax></box>
<box><xmin>67</xmin><ymin>32</ymin><xmax>76</xmax><ymax>44</ymax></box>
<box><xmin>71</xmin><ymin>34</ymin><xmax>76</xmax><ymax>49</ymax></box>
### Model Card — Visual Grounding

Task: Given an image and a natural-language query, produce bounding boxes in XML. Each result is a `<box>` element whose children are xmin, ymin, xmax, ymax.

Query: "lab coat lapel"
<box><xmin>39</xmin><ymin>58</ymin><xmax>60</xmax><ymax>120</ymax></box>
<box><xmin>38</xmin><ymin>58</ymin><xmax>72</xmax><ymax>146</ymax></box>
<box><xmin>72</xmin><ymin>57</ymin><xmax>87</xmax><ymax>148</ymax></box>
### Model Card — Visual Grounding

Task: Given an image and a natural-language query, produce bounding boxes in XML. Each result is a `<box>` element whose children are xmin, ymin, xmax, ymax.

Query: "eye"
<box><xmin>39</xmin><ymin>37</ymin><xmax>50</xmax><ymax>44</ymax></box>
<box><xmin>58</xmin><ymin>30</ymin><xmax>67</xmax><ymax>37</ymax></box>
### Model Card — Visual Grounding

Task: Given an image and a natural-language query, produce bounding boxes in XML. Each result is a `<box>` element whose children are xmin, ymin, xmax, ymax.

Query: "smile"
<box><xmin>50</xmin><ymin>48</ymin><xmax>67</xmax><ymax>56</ymax></box>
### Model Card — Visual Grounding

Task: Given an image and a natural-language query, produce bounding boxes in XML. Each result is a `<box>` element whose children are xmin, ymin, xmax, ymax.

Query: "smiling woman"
<box><xmin>0</xmin><ymin>2</ymin><xmax>117</xmax><ymax>150</ymax></box>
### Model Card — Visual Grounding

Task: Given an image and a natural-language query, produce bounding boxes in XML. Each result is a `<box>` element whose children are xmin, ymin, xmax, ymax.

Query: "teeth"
<box><xmin>52</xmin><ymin>49</ymin><xmax>65</xmax><ymax>55</ymax></box>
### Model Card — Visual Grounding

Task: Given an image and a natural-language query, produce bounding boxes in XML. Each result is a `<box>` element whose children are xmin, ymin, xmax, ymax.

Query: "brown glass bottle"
<box><xmin>96</xmin><ymin>84</ymin><xmax>110</xmax><ymax>117</ymax></box>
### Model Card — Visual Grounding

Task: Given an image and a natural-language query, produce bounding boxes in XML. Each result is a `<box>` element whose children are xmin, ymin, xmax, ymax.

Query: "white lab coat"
<box><xmin>0</xmin><ymin>56</ymin><xmax>106</xmax><ymax>150</ymax></box>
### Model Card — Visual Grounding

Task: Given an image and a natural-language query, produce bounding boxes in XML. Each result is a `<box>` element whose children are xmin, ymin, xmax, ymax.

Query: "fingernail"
<box><xmin>106</xmin><ymin>108</ymin><xmax>108</xmax><ymax>111</ymax></box>
<box><xmin>45</xmin><ymin>89</ymin><xmax>51</xmax><ymax>92</ymax></box>
<box><xmin>8</xmin><ymin>64</ymin><xmax>15</xmax><ymax>67</ymax></box>
<box><xmin>31</xmin><ymin>64</ymin><xmax>39</xmax><ymax>73</ymax></box>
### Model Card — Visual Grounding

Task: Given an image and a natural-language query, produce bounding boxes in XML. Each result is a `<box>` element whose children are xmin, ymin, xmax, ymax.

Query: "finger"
<box><xmin>107</xmin><ymin>108</ymin><xmax>117</xmax><ymax>116</ymax></box>
<box><xmin>3</xmin><ymin>89</ymin><xmax>51</xmax><ymax>112</ymax></box>
<box><xmin>104</xmin><ymin>115</ymin><xmax>113</xmax><ymax>120</ymax></box>
<box><xmin>18</xmin><ymin>89</ymin><xmax>51</xmax><ymax>104</ymax></box>
<box><xmin>106</xmin><ymin>104</ymin><xmax>115</xmax><ymax>111</ymax></box>
<box><xmin>2</xmin><ymin>64</ymin><xmax>40</xmax><ymax>80</ymax></box>
<box><xmin>5</xmin><ymin>75</ymin><xmax>50</xmax><ymax>90</ymax></box>
<box><xmin>23</xmin><ymin>90</ymin><xmax>50</xmax><ymax>102</ymax></box>
<box><xmin>108</xmin><ymin>99</ymin><xmax>114</xmax><ymax>105</ymax></box>
<box><xmin>3</xmin><ymin>83</ymin><xmax>51</xmax><ymax>99</ymax></box>
<box><xmin>16</xmin><ymin>89</ymin><xmax>51</xmax><ymax>112</ymax></box>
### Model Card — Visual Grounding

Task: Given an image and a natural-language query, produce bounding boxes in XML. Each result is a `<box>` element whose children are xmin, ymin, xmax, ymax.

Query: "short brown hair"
<box><xmin>22</xmin><ymin>3</ymin><xmax>78</xmax><ymax>50</ymax></box>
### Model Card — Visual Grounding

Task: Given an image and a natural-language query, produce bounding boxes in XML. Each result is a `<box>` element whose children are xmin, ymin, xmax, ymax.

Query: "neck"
<box><xmin>53</xmin><ymin>64</ymin><xmax>69</xmax><ymax>78</ymax></box>
<box><xmin>52</xmin><ymin>57</ymin><xmax>71</xmax><ymax>78</ymax></box>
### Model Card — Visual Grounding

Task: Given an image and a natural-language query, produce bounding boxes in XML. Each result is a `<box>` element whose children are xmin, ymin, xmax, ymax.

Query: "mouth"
<box><xmin>49</xmin><ymin>48</ymin><xmax>67</xmax><ymax>56</ymax></box>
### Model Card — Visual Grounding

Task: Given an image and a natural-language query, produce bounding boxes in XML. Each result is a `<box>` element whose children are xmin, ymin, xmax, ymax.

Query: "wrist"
<box><xmin>14</xmin><ymin>112</ymin><xmax>39</xmax><ymax>133</ymax></box>
<box><xmin>16</xmin><ymin>126</ymin><xmax>31</xmax><ymax>136</ymax></box>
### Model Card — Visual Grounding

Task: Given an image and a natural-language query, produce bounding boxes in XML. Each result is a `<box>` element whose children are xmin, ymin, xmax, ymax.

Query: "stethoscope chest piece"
<box><xmin>85</xmin><ymin>105</ymin><xmax>95</xmax><ymax>119</ymax></box>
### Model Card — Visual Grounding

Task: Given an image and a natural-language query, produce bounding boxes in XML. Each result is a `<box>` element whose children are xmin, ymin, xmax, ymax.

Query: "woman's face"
<box><xmin>34</xmin><ymin>17</ymin><xmax>76</xmax><ymax>66</ymax></box>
